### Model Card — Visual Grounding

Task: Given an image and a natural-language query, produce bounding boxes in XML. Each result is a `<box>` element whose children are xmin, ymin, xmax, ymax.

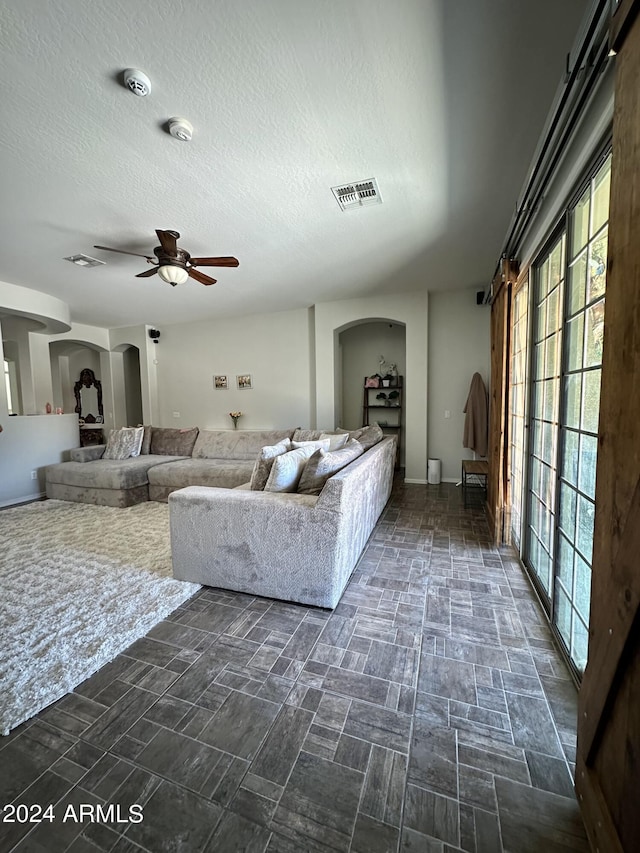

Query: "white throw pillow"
<box><xmin>249</xmin><ymin>438</ymin><xmax>292</xmax><ymax>490</ymax></box>
<box><xmin>102</xmin><ymin>427</ymin><xmax>145</xmax><ymax>460</ymax></box>
<box><xmin>264</xmin><ymin>445</ymin><xmax>317</xmax><ymax>493</ymax></box>
<box><xmin>128</xmin><ymin>426</ymin><xmax>145</xmax><ymax>457</ymax></box>
<box><xmin>319</xmin><ymin>432</ymin><xmax>349</xmax><ymax>451</ymax></box>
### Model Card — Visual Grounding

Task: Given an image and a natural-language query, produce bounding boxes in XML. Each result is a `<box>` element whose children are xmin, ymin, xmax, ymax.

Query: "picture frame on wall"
<box><xmin>213</xmin><ymin>375</ymin><xmax>228</xmax><ymax>390</ymax></box>
<box><xmin>237</xmin><ymin>374</ymin><xmax>252</xmax><ymax>390</ymax></box>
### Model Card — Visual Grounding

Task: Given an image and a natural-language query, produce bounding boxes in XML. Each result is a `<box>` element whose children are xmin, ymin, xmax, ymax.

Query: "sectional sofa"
<box><xmin>45</xmin><ymin>427</ymin><xmax>295</xmax><ymax>507</ymax></box>
<box><xmin>45</xmin><ymin>424</ymin><xmax>397</xmax><ymax>608</ymax></box>
<box><xmin>169</xmin><ymin>434</ymin><xmax>397</xmax><ymax>608</ymax></box>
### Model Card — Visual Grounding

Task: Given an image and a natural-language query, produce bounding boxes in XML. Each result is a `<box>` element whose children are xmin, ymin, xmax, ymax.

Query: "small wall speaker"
<box><xmin>476</xmin><ymin>290</ymin><xmax>485</xmax><ymax>305</ymax></box>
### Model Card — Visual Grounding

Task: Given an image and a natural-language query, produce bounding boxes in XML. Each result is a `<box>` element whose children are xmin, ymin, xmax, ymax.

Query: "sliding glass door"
<box><xmin>521</xmin><ymin>152</ymin><xmax>611</xmax><ymax>676</ymax></box>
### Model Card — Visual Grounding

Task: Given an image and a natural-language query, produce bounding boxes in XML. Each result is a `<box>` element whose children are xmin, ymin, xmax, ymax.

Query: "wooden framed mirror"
<box><xmin>73</xmin><ymin>368</ymin><xmax>103</xmax><ymax>423</ymax></box>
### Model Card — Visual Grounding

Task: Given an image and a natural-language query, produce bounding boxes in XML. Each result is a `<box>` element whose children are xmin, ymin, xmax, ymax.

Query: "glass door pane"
<box><xmin>510</xmin><ymin>279</ymin><xmax>529</xmax><ymax>548</ymax></box>
<box><xmin>555</xmin><ymin>153</ymin><xmax>611</xmax><ymax>675</ymax></box>
<box><xmin>525</xmin><ymin>234</ymin><xmax>565</xmax><ymax>602</ymax></box>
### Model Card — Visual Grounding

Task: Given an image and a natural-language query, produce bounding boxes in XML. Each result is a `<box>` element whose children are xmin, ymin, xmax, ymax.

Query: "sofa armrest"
<box><xmin>169</xmin><ymin>486</ymin><xmax>344</xmax><ymax>607</ymax></box>
<box><xmin>70</xmin><ymin>444</ymin><xmax>105</xmax><ymax>462</ymax></box>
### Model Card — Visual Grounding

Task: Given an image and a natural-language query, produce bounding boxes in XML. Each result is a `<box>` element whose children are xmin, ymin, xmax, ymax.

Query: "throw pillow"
<box><xmin>249</xmin><ymin>438</ymin><xmax>292</xmax><ymax>490</ymax></box>
<box><xmin>319</xmin><ymin>432</ymin><xmax>349</xmax><ymax>451</ymax></box>
<box><xmin>291</xmin><ymin>439</ymin><xmax>331</xmax><ymax>453</ymax></box>
<box><xmin>139</xmin><ymin>425</ymin><xmax>152</xmax><ymax>455</ymax></box>
<box><xmin>354</xmin><ymin>423</ymin><xmax>384</xmax><ymax>450</ymax></box>
<box><xmin>128</xmin><ymin>426</ymin><xmax>145</xmax><ymax>457</ymax></box>
<box><xmin>264</xmin><ymin>445</ymin><xmax>317</xmax><ymax>493</ymax></box>
<box><xmin>150</xmin><ymin>427</ymin><xmax>199</xmax><ymax>456</ymax></box>
<box><xmin>298</xmin><ymin>439</ymin><xmax>365</xmax><ymax>495</ymax></box>
<box><xmin>102</xmin><ymin>427</ymin><xmax>144</xmax><ymax>460</ymax></box>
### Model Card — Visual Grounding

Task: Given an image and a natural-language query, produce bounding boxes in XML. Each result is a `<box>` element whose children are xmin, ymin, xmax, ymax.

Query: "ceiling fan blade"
<box><xmin>188</xmin><ymin>268</ymin><xmax>217</xmax><ymax>286</ymax></box>
<box><xmin>135</xmin><ymin>267</ymin><xmax>159</xmax><ymax>278</ymax></box>
<box><xmin>189</xmin><ymin>256</ymin><xmax>240</xmax><ymax>268</ymax></box>
<box><xmin>94</xmin><ymin>245</ymin><xmax>154</xmax><ymax>261</ymax></box>
<box><xmin>155</xmin><ymin>230</ymin><xmax>178</xmax><ymax>256</ymax></box>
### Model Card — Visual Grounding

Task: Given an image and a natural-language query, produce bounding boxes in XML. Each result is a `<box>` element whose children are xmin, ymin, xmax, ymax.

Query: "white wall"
<box><xmin>152</xmin><ymin>308</ymin><xmax>313</xmax><ymax>430</ymax></box>
<box><xmin>0</xmin><ymin>414</ymin><xmax>79</xmax><ymax>506</ymax></box>
<box><xmin>314</xmin><ymin>293</ymin><xmax>428</xmax><ymax>482</ymax></box>
<box><xmin>428</xmin><ymin>288</ymin><xmax>490</xmax><ymax>481</ymax></box>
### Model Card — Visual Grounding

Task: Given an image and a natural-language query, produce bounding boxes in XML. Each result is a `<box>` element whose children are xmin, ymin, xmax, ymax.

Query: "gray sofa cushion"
<box><xmin>191</xmin><ymin>429</ymin><xmax>295</xmax><ymax>460</ymax></box>
<box><xmin>46</xmin><ymin>455</ymin><xmax>187</xmax><ymax>490</ymax></box>
<box><xmin>147</xmin><ymin>458</ymin><xmax>255</xmax><ymax>491</ymax></box>
<box><xmin>150</xmin><ymin>427</ymin><xmax>199</xmax><ymax>456</ymax></box>
<box><xmin>46</xmin><ymin>482</ymin><xmax>149</xmax><ymax>508</ymax></box>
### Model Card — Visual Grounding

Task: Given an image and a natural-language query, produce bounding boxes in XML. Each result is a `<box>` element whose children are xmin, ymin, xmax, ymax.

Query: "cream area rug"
<box><xmin>0</xmin><ymin>500</ymin><xmax>200</xmax><ymax>736</ymax></box>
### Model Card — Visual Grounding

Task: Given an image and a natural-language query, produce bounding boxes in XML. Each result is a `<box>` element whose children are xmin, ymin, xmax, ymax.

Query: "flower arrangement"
<box><xmin>229</xmin><ymin>411</ymin><xmax>243</xmax><ymax>429</ymax></box>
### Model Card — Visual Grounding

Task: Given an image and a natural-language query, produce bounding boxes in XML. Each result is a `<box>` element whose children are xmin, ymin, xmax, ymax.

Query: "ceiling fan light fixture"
<box><xmin>158</xmin><ymin>264</ymin><xmax>189</xmax><ymax>286</ymax></box>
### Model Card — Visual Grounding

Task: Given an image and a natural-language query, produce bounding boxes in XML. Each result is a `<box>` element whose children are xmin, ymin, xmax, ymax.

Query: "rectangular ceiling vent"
<box><xmin>64</xmin><ymin>254</ymin><xmax>106</xmax><ymax>268</ymax></box>
<box><xmin>331</xmin><ymin>178</ymin><xmax>382</xmax><ymax>212</ymax></box>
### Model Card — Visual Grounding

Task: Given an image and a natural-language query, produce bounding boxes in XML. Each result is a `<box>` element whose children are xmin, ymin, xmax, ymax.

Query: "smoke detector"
<box><xmin>123</xmin><ymin>69</ymin><xmax>151</xmax><ymax>97</ymax></box>
<box><xmin>168</xmin><ymin>117</ymin><xmax>193</xmax><ymax>142</ymax></box>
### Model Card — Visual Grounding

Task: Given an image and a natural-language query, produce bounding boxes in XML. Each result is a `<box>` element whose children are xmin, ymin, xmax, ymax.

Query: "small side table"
<box><xmin>80</xmin><ymin>425</ymin><xmax>104</xmax><ymax>447</ymax></box>
<box><xmin>461</xmin><ymin>460</ymin><xmax>488</xmax><ymax>507</ymax></box>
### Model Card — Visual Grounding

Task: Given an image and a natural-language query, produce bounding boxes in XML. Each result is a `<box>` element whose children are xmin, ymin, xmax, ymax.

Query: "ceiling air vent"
<box><xmin>331</xmin><ymin>178</ymin><xmax>382</xmax><ymax>212</ymax></box>
<box><xmin>64</xmin><ymin>254</ymin><xmax>106</xmax><ymax>268</ymax></box>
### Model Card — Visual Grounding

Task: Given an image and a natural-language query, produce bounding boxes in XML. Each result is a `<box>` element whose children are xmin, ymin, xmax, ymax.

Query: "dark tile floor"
<box><xmin>0</xmin><ymin>482</ymin><xmax>589</xmax><ymax>852</ymax></box>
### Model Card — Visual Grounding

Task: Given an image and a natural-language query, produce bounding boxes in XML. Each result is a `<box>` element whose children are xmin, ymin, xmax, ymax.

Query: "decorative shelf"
<box><xmin>363</xmin><ymin>376</ymin><xmax>403</xmax><ymax>468</ymax></box>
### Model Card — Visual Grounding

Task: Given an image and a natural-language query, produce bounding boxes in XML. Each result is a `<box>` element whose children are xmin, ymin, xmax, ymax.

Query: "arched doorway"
<box><xmin>338</xmin><ymin>319</ymin><xmax>407</xmax><ymax>463</ymax></box>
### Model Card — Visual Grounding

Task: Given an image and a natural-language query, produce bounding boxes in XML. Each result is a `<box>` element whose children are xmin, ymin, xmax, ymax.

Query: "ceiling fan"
<box><xmin>93</xmin><ymin>229</ymin><xmax>239</xmax><ymax>286</ymax></box>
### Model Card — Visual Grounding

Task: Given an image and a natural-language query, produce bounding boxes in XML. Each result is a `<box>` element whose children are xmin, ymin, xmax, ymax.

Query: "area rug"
<box><xmin>0</xmin><ymin>500</ymin><xmax>200</xmax><ymax>736</ymax></box>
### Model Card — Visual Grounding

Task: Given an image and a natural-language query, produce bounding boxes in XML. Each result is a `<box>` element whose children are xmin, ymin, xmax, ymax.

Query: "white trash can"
<box><xmin>427</xmin><ymin>458</ymin><xmax>441</xmax><ymax>485</ymax></box>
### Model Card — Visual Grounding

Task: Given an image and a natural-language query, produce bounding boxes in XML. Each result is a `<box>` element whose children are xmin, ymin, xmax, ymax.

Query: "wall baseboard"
<box><xmin>0</xmin><ymin>491</ymin><xmax>45</xmax><ymax>509</ymax></box>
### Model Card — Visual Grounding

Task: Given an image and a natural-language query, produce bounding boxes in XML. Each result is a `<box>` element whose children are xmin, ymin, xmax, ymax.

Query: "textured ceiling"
<box><xmin>0</xmin><ymin>0</ymin><xmax>588</xmax><ymax>329</ymax></box>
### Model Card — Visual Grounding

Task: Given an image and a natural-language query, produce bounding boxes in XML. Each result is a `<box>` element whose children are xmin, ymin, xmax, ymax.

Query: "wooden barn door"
<box><xmin>575</xmin><ymin>3</ymin><xmax>640</xmax><ymax>851</ymax></box>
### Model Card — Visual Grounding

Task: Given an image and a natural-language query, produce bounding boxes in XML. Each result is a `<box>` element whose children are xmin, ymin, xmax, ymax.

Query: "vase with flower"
<box><xmin>229</xmin><ymin>411</ymin><xmax>243</xmax><ymax>429</ymax></box>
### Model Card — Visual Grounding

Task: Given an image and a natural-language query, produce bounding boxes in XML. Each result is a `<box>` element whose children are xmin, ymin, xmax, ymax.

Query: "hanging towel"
<box><xmin>463</xmin><ymin>372</ymin><xmax>488</xmax><ymax>457</ymax></box>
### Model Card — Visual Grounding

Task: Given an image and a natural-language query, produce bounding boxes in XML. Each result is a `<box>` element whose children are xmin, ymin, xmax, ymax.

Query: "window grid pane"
<box><xmin>525</xmin><ymin>234</ymin><xmax>564</xmax><ymax>604</ymax></box>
